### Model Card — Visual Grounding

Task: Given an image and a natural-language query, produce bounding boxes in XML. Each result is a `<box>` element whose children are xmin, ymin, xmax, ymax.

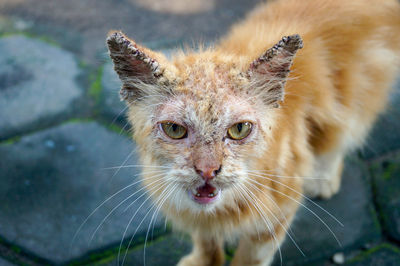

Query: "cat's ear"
<box><xmin>247</xmin><ymin>34</ymin><xmax>303</xmax><ymax>107</ymax></box>
<box><xmin>106</xmin><ymin>31</ymin><xmax>173</xmax><ymax>102</ymax></box>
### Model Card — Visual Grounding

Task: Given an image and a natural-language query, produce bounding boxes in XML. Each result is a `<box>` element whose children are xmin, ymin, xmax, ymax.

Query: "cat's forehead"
<box><xmin>173</xmin><ymin>53</ymin><xmax>247</xmax><ymax>92</ymax></box>
<box><xmin>176</xmin><ymin>59</ymin><xmax>244</xmax><ymax>101</ymax></box>
<box><xmin>155</xmin><ymin>55</ymin><xmax>255</xmax><ymax>130</ymax></box>
<box><xmin>159</xmin><ymin>86</ymin><xmax>254</xmax><ymax>131</ymax></box>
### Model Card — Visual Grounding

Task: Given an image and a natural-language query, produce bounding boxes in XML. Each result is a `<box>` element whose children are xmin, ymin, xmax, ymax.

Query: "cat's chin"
<box><xmin>188</xmin><ymin>183</ymin><xmax>221</xmax><ymax>205</ymax></box>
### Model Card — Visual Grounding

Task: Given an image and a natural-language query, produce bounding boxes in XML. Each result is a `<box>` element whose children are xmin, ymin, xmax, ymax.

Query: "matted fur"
<box><xmin>107</xmin><ymin>0</ymin><xmax>400</xmax><ymax>265</ymax></box>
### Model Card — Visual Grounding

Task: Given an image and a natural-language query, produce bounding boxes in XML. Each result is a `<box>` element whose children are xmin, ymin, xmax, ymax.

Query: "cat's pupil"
<box><xmin>172</xmin><ymin>123</ymin><xmax>178</xmax><ymax>132</ymax></box>
<box><xmin>237</xmin><ymin>123</ymin><xmax>243</xmax><ymax>133</ymax></box>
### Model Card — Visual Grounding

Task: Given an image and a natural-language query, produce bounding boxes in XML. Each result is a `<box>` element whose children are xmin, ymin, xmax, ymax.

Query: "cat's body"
<box><xmin>107</xmin><ymin>0</ymin><xmax>400</xmax><ymax>265</ymax></box>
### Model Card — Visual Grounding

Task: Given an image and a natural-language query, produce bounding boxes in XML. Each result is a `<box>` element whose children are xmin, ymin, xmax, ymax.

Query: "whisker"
<box><xmin>246</xmin><ymin>170</ymin><xmax>326</xmax><ymax>180</ymax></box>
<box><xmin>128</xmin><ymin>94</ymin><xmax>169</xmax><ymax>105</ymax></box>
<box><xmin>247</xmin><ymin>177</ymin><xmax>342</xmax><ymax>247</ymax></box>
<box><xmin>120</xmin><ymin>183</ymin><xmax>177</xmax><ymax>265</ymax></box>
<box><xmin>117</xmin><ymin>185</ymin><xmax>168</xmax><ymax>266</ymax></box>
<box><xmin>70</xmin><ymin>172</ymin><xmax>163</xmax><ymax>249</ymax></box>
<box><xmin>237</xmin><ymin>182</ymin><xmax>283</xmax><ymax>266</ymax></box>
<box><xmin>89</xmin><ymin>174</ymin><xmax>168</xmax><ymax>244</ymax></box>
<box><xmin>231</xmin><ymin>183</ymin><xmax>261</xmax><ymax>238</ymax></box>
<box><xmin>230</xmin><ymin>184</ymin><xmax>242</xmax><ymax>222</ymax></box>
<box><xmin>119</xmin><ymin>121</ymin><xmax>130</xmax><ymax>135</ymax></box>
<box><xmin>255</xmin><ymin>186</ymin><xmax>300</xmax><ymax>256</ymax></box>
<box><xmin>117</xmin><ymin>180</ymin><xmax>174</xmax><ymax>265</ymax></box>
<box><xmin>164</xmin><ymin>217</ymin><xmax>169</xmax><ymax>232</ymax></box>
<box><xmin>248</xmin><ymin>172</ymin><xmax>344</xmax><ymax>227</ymax></box>
<box><xmin>102</xmin><ymin>165</ymin><xmax>173</xmax><ymax>170</ymax></box>
<box><xmin>108</xmin><ymin>151</ymin><xmax>134</xmax><ymax>181</ymax></box>
<box><xmin>156</xmin><ymin>184</ymin><xmax>181</xmax><ymax>238</ymax></box>
<box><xmin>111</xmin><ymin>105</ymin><xmax>129</xmax><ymax>125</ymax></box>
<box><xmin>142</xmin><ymin>184</ymin><xmax>179</xmax><ymax>266</ymax></box>
<box><xmin>243</xmin><ymin>180</ymin><xmax>305</xmax><ymax>257</ymax></box>
<box><xmin>122</xmin><ymin>177</ymin><xmax>173</xmax><ymax>213</ymax></box>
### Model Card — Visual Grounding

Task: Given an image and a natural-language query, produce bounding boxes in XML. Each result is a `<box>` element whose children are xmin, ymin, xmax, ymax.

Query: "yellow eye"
<box><xmin>227</xmin><ymin>122</ymin><xmax>252</xmax><ymax>140</ymax></box>
<box><xmin>161</xmin><ymin>122</ymin><xmax>187</xmax><ymax>139</ymax></box>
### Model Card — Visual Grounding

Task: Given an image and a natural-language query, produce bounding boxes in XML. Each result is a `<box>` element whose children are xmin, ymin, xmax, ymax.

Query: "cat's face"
<box><xmin>141</xmin><ymin>73</ymin><xmax>269</xmax><ymax>212</ymax></box>
<box><xmin>128</xmin><ymin>63</ymin><xmax>278</xmax><ymax>213</ymax></box>
<box><xmin>107</xmin><ymin>32</ymin><xmax>302</xmax><ymax>213</ymax></box>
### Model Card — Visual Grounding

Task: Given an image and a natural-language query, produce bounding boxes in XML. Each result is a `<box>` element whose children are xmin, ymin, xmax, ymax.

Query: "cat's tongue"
<box><xmin>191</xmin><ymin>183</ymin><xmax>220</xmax><ymax>204</ymax></box>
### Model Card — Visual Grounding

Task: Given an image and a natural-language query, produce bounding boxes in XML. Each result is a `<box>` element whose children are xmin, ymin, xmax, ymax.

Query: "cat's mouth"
<box><xmin>189</xmin><ymin>183</ymin><xmax>221</xmax><ymax>204</ymax></box>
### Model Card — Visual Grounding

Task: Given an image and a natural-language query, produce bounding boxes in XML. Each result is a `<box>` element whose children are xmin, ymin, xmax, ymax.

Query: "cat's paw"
<box><xmin>305</xmin><ymin>154</ymin><xmax>343</xmax><ymax>199</ymax></box>
<box><xmin>177</xmin><ymin>254</ymin><xmax>207</xmax><ymax>266</ymax></box>
<box><xmin>177</xmin><ymin>253</ymin><xmax>224</xmax><ymax>266</ymax></box>
<box><xmin>177</xmin><ymin>254</ymin><xmax>199</xmax><ymax>266</ymax></box>
<box><xmin>303</xmin><ymin>177</ymin><xmax>340</xmax><ymax>199</ymax></box>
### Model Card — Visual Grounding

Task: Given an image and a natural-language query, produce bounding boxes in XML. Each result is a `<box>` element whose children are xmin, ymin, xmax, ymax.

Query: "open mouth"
<box><xmin>189</xmin><ymin>183</ymin><xmax>221</xmax><ymax>204</ymax></box>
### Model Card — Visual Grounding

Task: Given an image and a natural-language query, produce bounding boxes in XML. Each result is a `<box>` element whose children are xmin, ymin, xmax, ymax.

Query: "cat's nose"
<box><xmin>195</xmin><ymin>164</ymin><xmax>222</xmax><ymax>181</ymax></box>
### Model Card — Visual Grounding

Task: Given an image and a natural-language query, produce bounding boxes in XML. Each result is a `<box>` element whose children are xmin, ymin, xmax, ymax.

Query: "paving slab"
<box><xmin>360</xmin><ymin>78</ymin><xmax>400</xmax><ymax>159</ymax></box>
<box><xmin>346</xmin><ymin>243</ymin><xmax>400</xmax><ymax>266</ymax></box>
<box><xmin>100</xmin><ymin>234</ymin><xmax>191</xmax><ymax>266</ymax></box>
<box><xmin>0</xmin><ymin>35</ymin><xmax>83</xmax><ymax>140</ymax></box>
<box><xmin>0</xmin><ymin>0</ymin><xmax>262</xmax><ymax>64</ymax></box>
<box><xmin>0</xmin><ymin>257</ymin><xmax>14</xmax><ymax>266</ymax></box>
<box><xmin>100</xmin><ymin>61</ymin><xmax>127</xmax><ymax>124</ymax></box>
<box><xmin>0</xmin><ymin>122</ymin><xmax>165</xmax><ymax>264</ymax></box>
<box><xmin>370</xmin><ymin>153</ymin><xmax>400</xmax><ymax>242</ymax></box>
<box><xmin>272</xmin><ymin>157</ymin><xmax>381</xmax><ymax>265</ymax></box>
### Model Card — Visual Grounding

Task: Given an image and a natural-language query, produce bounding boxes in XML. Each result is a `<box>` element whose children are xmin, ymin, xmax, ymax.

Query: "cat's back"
<box><xmin>219</xmin><ymin>0</ymin><xmax>400</xmax><ymax>60</ymax></box>
<box><xmin>218</xmin><ymin>0</ymin><xmax>400</xmax><ymax>153</ymax></box>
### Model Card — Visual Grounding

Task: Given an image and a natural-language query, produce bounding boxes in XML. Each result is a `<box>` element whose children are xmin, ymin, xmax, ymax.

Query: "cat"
<box><xmin>106</xmin><ymin>0</ymin><xmax>400</xmax><ymax>265</ymax></box>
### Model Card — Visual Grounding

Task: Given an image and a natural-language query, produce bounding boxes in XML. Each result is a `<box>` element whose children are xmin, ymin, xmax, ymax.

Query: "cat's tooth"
<box><xmin>196</xmin><ymin>193</ymin><xmax>201</xmax><ymax>197</ymax></box>
<box><xmin>208</xmin><ymin>193</ymin><xmax>214</xmax><ymax>197</ymax></box>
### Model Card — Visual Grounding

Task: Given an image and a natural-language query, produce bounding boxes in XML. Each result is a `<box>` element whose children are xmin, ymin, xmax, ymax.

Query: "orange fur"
<box><xmin>107</xmin><ymin>0</ymin><xmax>400</xmax><ymax>265</ymax></box>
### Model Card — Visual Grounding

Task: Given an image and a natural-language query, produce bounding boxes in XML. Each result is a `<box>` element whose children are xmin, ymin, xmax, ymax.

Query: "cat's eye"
<box><xmin>227</xmin><ymin>122</ymin><xmax>252</xmax><ymax>140</ymax></box>
<box><xmin>161</xmin><ymin>122</ymin><xmax>187</xmax><ymax>139</ymax></box>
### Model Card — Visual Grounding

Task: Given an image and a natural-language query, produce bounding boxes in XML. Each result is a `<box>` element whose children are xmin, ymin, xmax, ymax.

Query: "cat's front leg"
<box><xmin>231</xmin><ymin>227</ymin><xmax>286</xmax><ymax>266</ymax></box>
<box><xmin>303</xmin><ymin>149</ymin><xmax>344</xmax><ymax>199</ymax></box>
<box><xmin>178</xmin><ymin>231</ymin><xmax>224</xmax><ymax>266</ymax></box>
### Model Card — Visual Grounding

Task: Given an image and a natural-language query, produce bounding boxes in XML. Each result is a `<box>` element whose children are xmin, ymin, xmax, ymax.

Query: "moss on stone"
<box><xmin>0</xmin><ymin>237</ymin><xmax>22</xmax><ymax>255</ymax></box>
<box><xmin>10</xmin><ymin>246</ymin><xmax>21</xmax><ymax>254</ymax></box>
<box><xmin>368</xmin><ymin>205</ymin><xmax>382</xmax><ymax>232</ymax></box>
<box><xmin>96</xmin><ymin>119</ymin><xmax>130</xmax><ymax>137</ymax></box>
<box><xmin>78</xmin><ymin>60</ymin><xmax>88</xmax><ymax>69</ymax></box>
<box><xmin>59</xmin><ymin>118</ymin><xmax>130</xmax><ymax>138</ymax></box>
<box><xmin>0</xmin><ymin>135</ymin><xmax>21</xmax><ymax>146</ymax></box>
<box><xmin>62</xmin><ymin>117</ymin><xmax>94</xmax><ymax>125</ymax></box>
<box><xmin>0</xmin><ymin>31</ymin><xmax>59</xmax><ymax>47</ymax></box>
<box><xmin>0</xmin><ymin>236</ymin><xmax>52</xmax><ymax>265</ymax></box>
<box><xmin>382</xmin><ymin>162</ymin><xmax>397</xmax><ymax>180</ymax></box>
<box><xmin>368</xmin><ymin>155</ymin><xmax>400</xmax><ymax>241</ymax></box>
<box><xmin>68</xmin><ymin>247</ymin><xmax>121</xmax><ymax>266</ymax></box>
<box><xmin>348</xmin><ymin>243</ymin><xmax>400</xmax><ymax>263</ymax></box>
<box><xmin>69</xmin><ymin>233</ymin><xmax>171</xmax><ymax>266</ymax></box>
<box><xmin>89</xmin><ymin>66</ymin><xmax>104</xmax><ymax>104</ymax></box>
<box><xmin>108</xmin><ymin>123</ymin><xmax>129</xmax><ymax>136</ymax></box>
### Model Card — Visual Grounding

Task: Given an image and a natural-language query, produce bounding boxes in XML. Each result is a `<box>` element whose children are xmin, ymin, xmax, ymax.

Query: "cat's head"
<box><xmin>107</xmin><ymin>31</ymin><xmax>302</xmax><ymax>213</ymax></box>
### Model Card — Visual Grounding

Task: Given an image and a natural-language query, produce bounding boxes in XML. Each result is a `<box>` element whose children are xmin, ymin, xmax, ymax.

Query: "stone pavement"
<box><xmin>0</xmin><ymin>1</ymin><xmax>400</xmax><ymax>265</ymax></box>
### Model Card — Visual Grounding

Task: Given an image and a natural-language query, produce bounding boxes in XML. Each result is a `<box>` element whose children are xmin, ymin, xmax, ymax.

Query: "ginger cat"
<box><xmin>106</xmin><ymin>0</ymin><xmax>400</xmax><ymax>265</ymax></box>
